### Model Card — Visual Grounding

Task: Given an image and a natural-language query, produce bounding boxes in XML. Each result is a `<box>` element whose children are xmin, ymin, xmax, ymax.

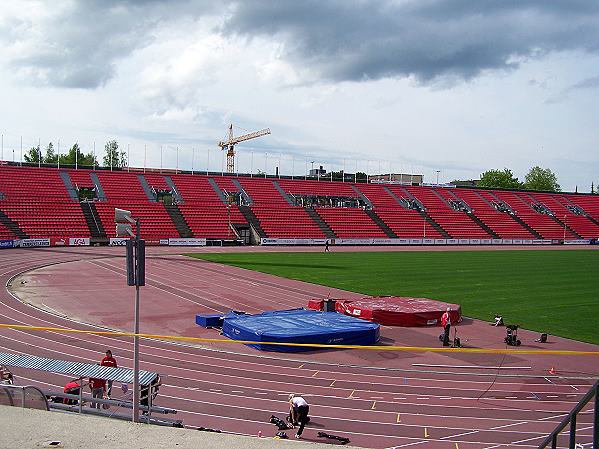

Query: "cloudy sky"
<box><xmin>1</xmin><ymin>0</ymin><xmax>598</xmax><ymax>191</ymax></box>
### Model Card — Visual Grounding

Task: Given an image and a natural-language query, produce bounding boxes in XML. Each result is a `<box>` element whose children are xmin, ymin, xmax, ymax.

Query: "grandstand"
<box><xmin>0</xmin><ymin>164</ymin><xmax>598</xmax><ymax>244</ymax></box>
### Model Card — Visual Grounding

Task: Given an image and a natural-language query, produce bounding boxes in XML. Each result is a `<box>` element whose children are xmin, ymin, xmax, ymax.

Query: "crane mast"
<box><xmin>218</xmin><ymin>124</ymin><xmax>271</xmax><ymax>173</ymax></box>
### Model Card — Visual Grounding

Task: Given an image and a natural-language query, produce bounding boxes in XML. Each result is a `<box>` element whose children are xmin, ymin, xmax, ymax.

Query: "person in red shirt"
<box><xmin>441</xmin><ymin>308</ymin><xmax>452</xmax><ymax>347</ymax></box>
<box><xmin>100</xmin><ymin>350</ymin><xmax>117</xmax><ymax>398</ymax></box>
<box><xmin>63</xmin><ymin>379</ymin><xmax>81</xmax><ymax>405</ymax></box>
<box><xmin>89</xmin><ymin>376</ymin><xmax>106</xmax><ymax>409</ymax></box>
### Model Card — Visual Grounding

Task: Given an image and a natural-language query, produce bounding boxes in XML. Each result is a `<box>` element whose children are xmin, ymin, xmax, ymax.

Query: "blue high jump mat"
<box><xmin>222</xmin><ymin>309</ymin><xmax>380</xmax><ymax>352</ymax></box>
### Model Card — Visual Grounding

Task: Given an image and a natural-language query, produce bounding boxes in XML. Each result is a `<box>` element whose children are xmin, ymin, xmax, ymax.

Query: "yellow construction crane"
<box><xmin>218</xmin><ymin>124</ymin><xmax>271</xmax><ymax>173</ymax></box>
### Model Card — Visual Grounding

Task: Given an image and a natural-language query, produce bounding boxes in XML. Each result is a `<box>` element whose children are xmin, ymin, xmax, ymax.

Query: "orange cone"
<box><xmin>549</xmin><ymin>366</ymin><xmax>557</xmax><ymax>375</ymax></box>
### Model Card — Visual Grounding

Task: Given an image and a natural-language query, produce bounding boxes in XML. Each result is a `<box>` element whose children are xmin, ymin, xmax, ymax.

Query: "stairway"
<box><xmin>551</xmin><ymin>215</ymin><xmax>582</xmax><ymax>239</ymax></box>
<box><xmin>365</xmin><ymin>209</ymin><xmax>397</xmax><ymax>238</ymax></box>
<box><xmin>0</xmin><ymin>210</ymin><xmax>29</xmax><ymax>239</ymax></box>
<box><xmin>305</xmin><ymin>207</ymin><xmax>336</xmax><ymax>239</ymax></box>
<box><xmin>418</xmin><ymin>210</ymin><xmax>451</xmax><ymax>239</ymax></box>
<box><xmin>238</xmin><ymin>206</ymin><xmax>267</xmax><ymax>240</ymax></box>
<box><xmin>510</xmin><ymin>214</ymin><xmax>544</xmax><ymax>239</ymax></box>
<box><xmin>89</xmin><ymin>173</ymin><xmax>107</xmax><ymax>201</ymax></box>
<box><xmin>137</xmin><ymin>174</ymin><xmax>157</xmax><ymax>202</ymax></box>
<box><xmin>59</xmin><ymin>171</ymin><xmax>79</xmax><ymax>201</ymax></box>
<box><xmin>80</xmin><ymin>202</ymin><xmax>106</xmax><ymax>239</ymax></box>
<box><xmin>466</xmin><ymin>212</ymin><xmax>500</xmax><ymax>239</ymax></box>
<box><xmin>272</xmin><ymin>181</ymin><xmax>295</xmax><ymax>205</ymax></box>
<box><xmin>164</xmin><ymin>204</ymin><xmax>194</xmax><ymax>238</ymax></box>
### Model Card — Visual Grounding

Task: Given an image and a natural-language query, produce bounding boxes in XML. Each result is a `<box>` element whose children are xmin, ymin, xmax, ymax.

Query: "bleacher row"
<box><xmin>0</xmin><ymin>165</ymin><xmax>598</xmax><ymax>242</ymax></box>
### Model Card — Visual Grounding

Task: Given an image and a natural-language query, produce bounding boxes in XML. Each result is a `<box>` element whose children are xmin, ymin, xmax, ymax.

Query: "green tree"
<box><xmin>102</xmin><ymin>140</ymin><xmax>125</xmax><ymax>168</ymax></box>
<box><xmin>478</xmin><ymin>168</ymin><xmax>522</xmax><ymax>189</ymax></box>
<box><xmin>44</xmin><ymin>142</ymin><xmax>57</xmax><ymax>164</ymax></box>
<box><xmin>523</xmin><ymin>166</ymin><xmax>560</xmax><ymax>192</ymax></box>
<box><xmin>23</xmin><ymin>145</ymin><xmax>43</xmax><ymax>163</ymax></box>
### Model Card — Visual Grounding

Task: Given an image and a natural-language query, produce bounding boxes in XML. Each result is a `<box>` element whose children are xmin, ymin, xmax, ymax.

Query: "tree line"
<box><xmin>23</xmin><ymin>140</ymin><xmax>126</xmax><ymax>168</ymax></box>
<box><xmin>477</xmin><ymin>167</ymin><xmax>561</xmax><ymax>192</ymax></box>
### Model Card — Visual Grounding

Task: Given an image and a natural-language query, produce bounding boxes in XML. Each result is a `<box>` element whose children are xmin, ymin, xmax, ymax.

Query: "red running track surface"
<box><xmin>1</xmin><ymin>245</ymin><xmax>598</xmax><ymax>449</ymax></box>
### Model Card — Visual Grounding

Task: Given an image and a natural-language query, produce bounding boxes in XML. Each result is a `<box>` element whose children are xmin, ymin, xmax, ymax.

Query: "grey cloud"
<box><xmin>224</xmin><ymin>0</ymin><xmax>599</xmax><ymax>84</ymax></box>
<box><xmin>2</xmin><ymin>0</ymin><xmax>215</xmax><ymax>88</ymax></box>
<box><xmin>5</xmin><ymin>1</ymin><xmax>599</xmax><ymax>89</ymax></box>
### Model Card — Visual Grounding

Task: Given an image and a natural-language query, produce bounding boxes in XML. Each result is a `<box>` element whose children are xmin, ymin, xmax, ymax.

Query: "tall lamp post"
<box><xmin>115</xmin><ymin>208</ymin><xmax>145</xmax><ymax>423</ymax></box>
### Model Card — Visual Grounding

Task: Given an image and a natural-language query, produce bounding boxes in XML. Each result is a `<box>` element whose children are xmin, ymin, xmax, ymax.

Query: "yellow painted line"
<box><xmin>371</xmin><ymin>400</ymin><xmax>376</xmax><ymax>410</ymax></box>
<box><xmin>396</xmin><ymin>413</ymin><xmax>401</xmax><ymax>423</ymax></box>
<box><xmin>424</xmin><ymin>427</ymin><xmax>429</xmax><ymax>438</ymax></box>
<box><xmin>312</xmin><ymin>371</ymin><xmax>319</xmax><ymax>377</ymax></box>
<box><xmin>1</xmin><ymin>324</ymin><xmax>598</xmax><ymax>356</ymax></box>
<box><xmin>348</xmin><ymin>390</ymin><xmax>355</xmax><ymax>399</ymax></box>
<box><xmin>329</xmin><ymin>380</ymin><xmax>336</xmax><ymax>387</ymax></box>
<box><xmin>298</xmin><ymin>364</ymin><xmax>304</xmax><ymax>369</ymax></box>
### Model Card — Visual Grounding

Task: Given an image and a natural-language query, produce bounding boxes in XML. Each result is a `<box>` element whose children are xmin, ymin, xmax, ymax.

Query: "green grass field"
<box><xmin>187</xmin><ymin>250</ymin><xmax>599</xmax><ymax>345</ymax></box>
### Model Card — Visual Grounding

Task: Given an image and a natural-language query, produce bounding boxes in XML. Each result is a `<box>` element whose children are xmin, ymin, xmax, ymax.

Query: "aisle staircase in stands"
<box><xmin>238</xmin><ymin>205</ymin><xmax>267</xmax><ymax>242</ymax></box>
<box><xmin>80</xmin><ymin>202</ymin><xmax>106</xmax><ymax>239</ymax></box>
<box><xmin>0</xmin><ymin>210</ymin><xmax>29</xmax><ymax>239</ymax></box>
<box><xmin>365</xmin><ymin>209</ymin><xmax>398</xmax><ymax>238</ymax></box>
<box><xmin>305</xmin><ymin>207</ymin><xmax>336</xmax><ymax>239</ymax></box>
<box><xmin>164</xmin><ymin>204</ymin><xmax>194</xmax><ymax>238</ymax></box>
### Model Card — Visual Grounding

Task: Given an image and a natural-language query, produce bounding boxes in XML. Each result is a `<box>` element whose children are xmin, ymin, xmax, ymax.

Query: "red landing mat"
<box><xmin>311</xmin><ymin>296</ymin><xmax>461</xmax><ymax>327</ymax></box>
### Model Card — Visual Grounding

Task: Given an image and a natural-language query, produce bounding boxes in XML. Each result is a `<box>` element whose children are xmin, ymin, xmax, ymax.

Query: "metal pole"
<box><xmin>207</xmin><ymin>148</ymin><xmax>210</xmax><ymax>175</ymax></box>
<box><xmin>160</xmin><ymin>145</ymin><xmax>163</xmax><ymax>173</ymax></box>
<box><xmin>75</xmin><ymin>142</ymin><xmax>78</xmax><ymax>170</ymax></box>
<box><xmin>593</xmin><ymin>388</ymin><xmax>598</xmax><ymax>449</ymax></box>
<box><xmin>127</xmin><ymin>144</ymin><xmax>130</xmax><ymax>172</ymax></box>
<box><xmin>191</xmin><ymin>148</ymin><xmax>195</xmax><ymax>175</ymax></box>
<box><xmin>176</xmin><ymin>146</ymin><xmax>179</xmax><ymax>173</ymax></box>
<box><xmin>144</xmin><ymin>145</ymin><xmax>146</xmax><ymax>173</ymax></box>
<box><xmin>292</xmin><ymin>156</ymin><xmax>294</xmax><ymax>180</ymax></box>
<box><xmin>20</xmin><ymin>136</ymin><xmax>22</xmax><ymax>166</ymax></box>
<box><xmin>132</xmin><ymin>218</ymin><xmax>141</xmax><ymax>423</ymax></box>
<box><xmin>265</xmin><ymin>153</ymin><xmax>268</xmax><ymax>177</ymax></box>
<box><xmin>93</xmin><ymin>142</ymin><xmax>96</xmax><ymax>170</ymax></box>
<box><xmin>568</xmin><ymin>413</ymin><xmax>576</xmax><ymax>449</ymax></box>
<box><xmin>436</xmin><ymin>170</ymin><xmax>440</xmax><ymax>185</ymax></box>
<box><xmin>423</xmin><ymin>217</ymin><xmax>426</xmax><ymax>238</ymax></box>
<box><xmin>58</xmin><ymin>139</ymin><xmax>60</xmax><ymax>169</ymax></box>
<box><xmin>250</xmin><ymin>151</ymin><xmax>253</xmax><ymax>177</ymax></box>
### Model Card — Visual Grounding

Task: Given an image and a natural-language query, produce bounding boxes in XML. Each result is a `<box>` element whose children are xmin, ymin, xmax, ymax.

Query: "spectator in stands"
<box><xmin>100</xmin><ymin>349</ymin><xmax>117</xmax><ymax>398</ymax></box>
<box><xmin>441</xmin><ymin>308</ymin><xmax>452</xmax><ymax>347</ymax></box>
<box><xmin>63</xmin><ymin>379</ymin><xmax>82</xmax><ymax>405</ymax></box>
<box><xmin>89</xmin><ymin>371</ymin><xmax>106</xmax><ymax>409</ymax></box>
<box><xmin>140</xmin><ymin>375</ymin><xmax>162</xmax><ymax>414</ymax></box>
<box><xmin>288</xmin><ymin>393</ymin><xmax>310</xmax><ymax>439</ymax></box>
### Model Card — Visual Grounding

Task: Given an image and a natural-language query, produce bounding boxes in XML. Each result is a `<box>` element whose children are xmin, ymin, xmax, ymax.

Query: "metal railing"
<box><xmin>0</xmin><ymin>384</ymin><xmax>49</xmax><ymax>410</ymax></box>
<box><xmin>537</xmin><ymin>379</ymin><xmax>598</xmax><ymax>449</ymax></box>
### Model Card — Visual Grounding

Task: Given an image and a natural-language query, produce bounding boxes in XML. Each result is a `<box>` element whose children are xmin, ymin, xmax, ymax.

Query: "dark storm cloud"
<box><xmin>224</xmin><ymin>0</ymin><xmax>599</xmax><ymax>84</ymax></box>
<box><xmin>4</xmin><ymin>1</ymin><xmax>599</xmax><ymax>89</ymax></box>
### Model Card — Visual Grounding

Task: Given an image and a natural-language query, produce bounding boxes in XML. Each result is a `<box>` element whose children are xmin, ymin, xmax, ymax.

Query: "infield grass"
<box><xmin>187</xmin><ymin>250</ymin><xmax>599</xmax><ymax>345</ymax></box>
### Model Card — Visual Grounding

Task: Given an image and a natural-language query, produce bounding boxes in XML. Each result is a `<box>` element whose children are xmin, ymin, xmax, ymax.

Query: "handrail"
<box><xmin>537</xmin><ymin>378</ymin><xmax>598</xmax><ymax>449</ymax></box>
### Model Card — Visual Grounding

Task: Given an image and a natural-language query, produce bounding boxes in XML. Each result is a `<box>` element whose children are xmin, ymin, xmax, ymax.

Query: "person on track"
<box><xmin>441</xmin><ymin>307</ymin><xmax>452</xmax><ymax>347</ymax></box>
<box><xmin>100</xmin><ymin>349</ymin><xmax>117</xmax><ymax>398</ymax></box>
<box><xmin>89</xmin><ymin>374</ymin><xmax>106</xmax><ymax>409</ymax></box>
<box><xmin>288</xmin><ymin>393</ymin><xmax>310</xmax><ymax>439</ymax></box>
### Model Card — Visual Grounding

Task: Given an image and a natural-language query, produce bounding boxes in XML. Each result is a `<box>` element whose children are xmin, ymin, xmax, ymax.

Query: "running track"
<box><xmin>1</xmin><ymin>245</ymin><xmax>598</xmax><ymax>448</ymax></box>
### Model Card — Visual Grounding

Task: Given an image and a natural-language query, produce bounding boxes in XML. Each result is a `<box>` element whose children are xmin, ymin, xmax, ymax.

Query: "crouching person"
<box><xmin>288</xmin><ymin>393</ymin><xmax>310</xmax><ymax>439</ymax></box>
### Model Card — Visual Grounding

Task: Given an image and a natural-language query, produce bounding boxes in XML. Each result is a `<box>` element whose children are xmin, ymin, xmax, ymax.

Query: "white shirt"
<box><xmin>291</xmin><ymin>396</ymin><xmax>308</xmax><ymax>407</ymax></box>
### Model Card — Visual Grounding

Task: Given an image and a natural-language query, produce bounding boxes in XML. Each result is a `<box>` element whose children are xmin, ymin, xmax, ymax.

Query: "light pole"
<box><xmin>115</xmin><ymin>208</ymin><xmax>145</xmax><ymax>423</ymax></box>
<box><xmin>436</xmin><ymin>170</ymin><xmax>440</xmax><ymax>185</ymax></box>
